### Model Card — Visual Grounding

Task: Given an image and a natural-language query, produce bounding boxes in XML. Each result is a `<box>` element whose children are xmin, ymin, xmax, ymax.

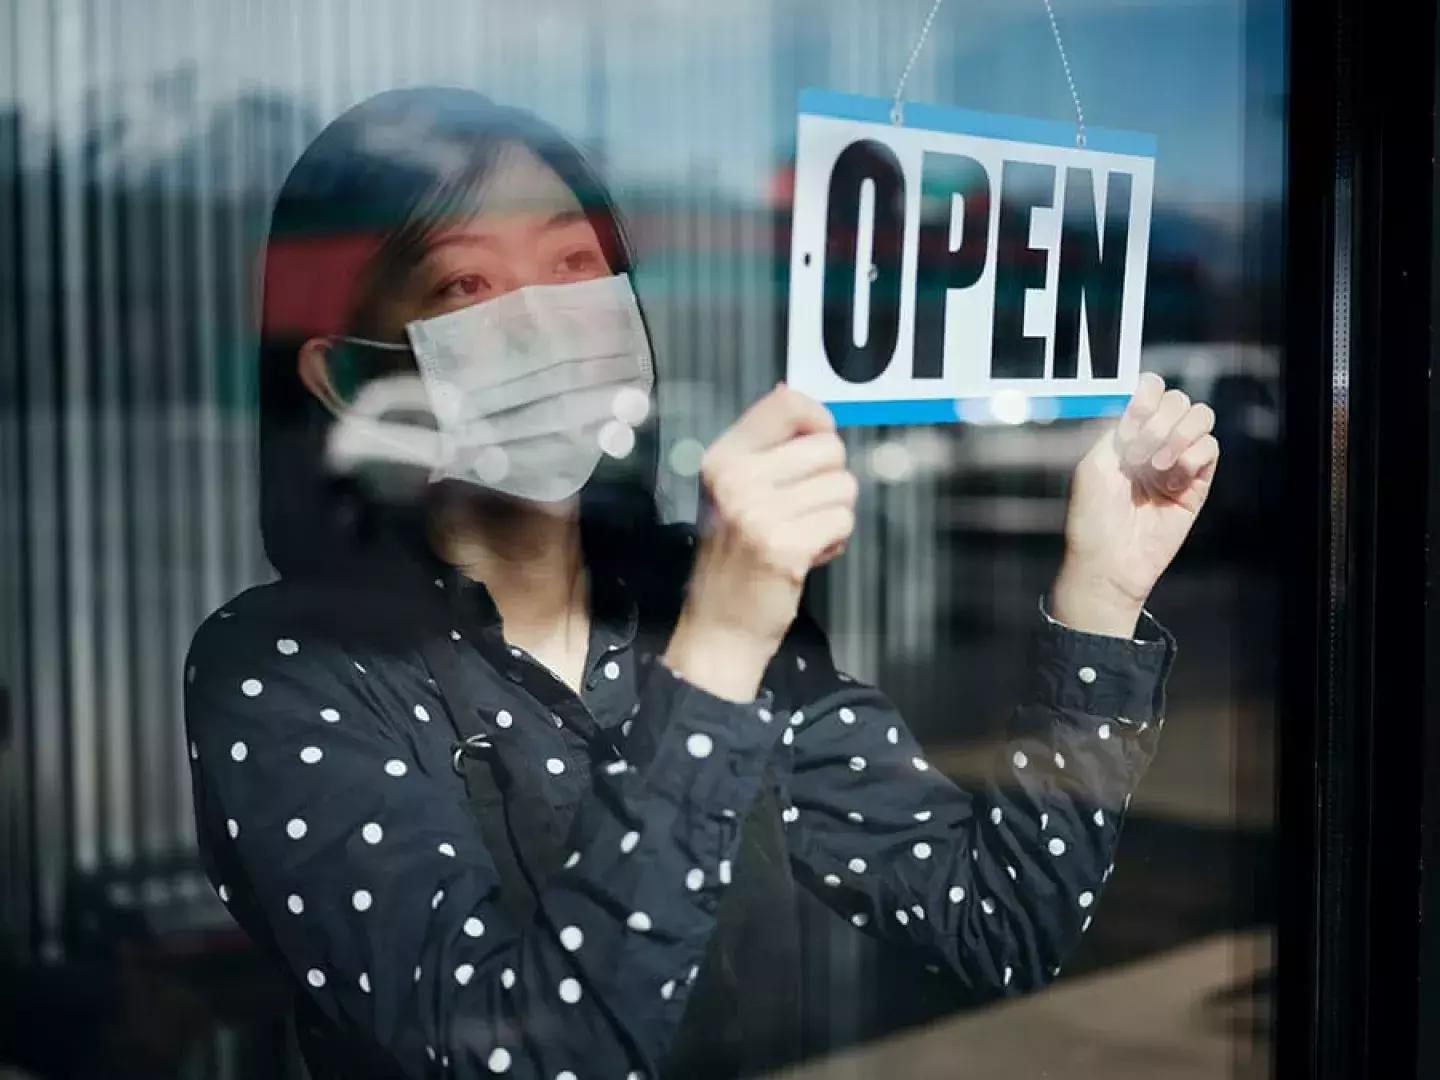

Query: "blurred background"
<box><xmin>0</xmin><ymin>0</ymin><xmax>1282</xmax><ymax>1077</ymax></box>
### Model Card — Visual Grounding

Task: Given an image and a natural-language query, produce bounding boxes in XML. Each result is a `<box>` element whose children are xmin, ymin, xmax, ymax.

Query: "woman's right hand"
<box><xmin>662</xmin><ymin>385</ymin><xmax>857</xmax><ymax>702</ymax></box>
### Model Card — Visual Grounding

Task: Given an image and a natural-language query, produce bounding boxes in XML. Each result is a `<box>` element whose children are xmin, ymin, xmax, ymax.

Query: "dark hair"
<box><xmin>256</xmin><ymin>86</ymin><xmax>663</xmax><ymax>583</ymax></box>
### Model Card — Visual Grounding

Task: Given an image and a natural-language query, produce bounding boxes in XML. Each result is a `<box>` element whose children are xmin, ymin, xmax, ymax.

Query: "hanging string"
<box><xmin>889</xmin><ymin>0</ymin><xmax>1090</xmax><ymax>149</ymax></box>
<box><xmin>890</xmin><ymin>0</ymin><xmax>947</xmax><ymax>125</ymax></box>
<box><xmin>1041</xmin><ymin>0</ymin><xmax>1087</xmax><ymax>147</ymax></box>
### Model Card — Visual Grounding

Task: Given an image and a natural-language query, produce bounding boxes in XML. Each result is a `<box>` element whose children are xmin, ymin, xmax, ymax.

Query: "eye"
<box><xmin>435</xmin><ymin>273</ymin><xmax>490</xmax><ymax>301</ymax></box>
<box><xmin>555</xmin><ymin>249</ymin><xmax>603</xmax><ymax>277</ymax></box>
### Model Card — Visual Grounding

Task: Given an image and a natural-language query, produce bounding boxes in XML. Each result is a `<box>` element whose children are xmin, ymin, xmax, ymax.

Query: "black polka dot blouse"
<box><xmin>184</xmin><ymin>553</ymin><xmax>1175</xmax><ymax>1080</ymax></box>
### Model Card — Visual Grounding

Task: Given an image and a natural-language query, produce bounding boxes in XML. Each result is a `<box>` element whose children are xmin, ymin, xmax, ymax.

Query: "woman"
<box><xmin>185</xmin><ymin>87</ymin><xmax>1217</xmax><ymax>1080</ymax></box>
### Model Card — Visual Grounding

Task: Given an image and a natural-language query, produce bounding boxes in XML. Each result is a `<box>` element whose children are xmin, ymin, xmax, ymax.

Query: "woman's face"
<box><xmin>379</xmin><ymin>141</ymin><xmax>612</xmax><ymax>333</ymax></box>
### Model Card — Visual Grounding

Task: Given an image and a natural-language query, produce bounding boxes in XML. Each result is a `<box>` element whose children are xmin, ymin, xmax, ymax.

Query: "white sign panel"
<box><xmin>786</xmin><ymin>89</ymin><xmax>1156</xmax><ymax>426</ymax></box>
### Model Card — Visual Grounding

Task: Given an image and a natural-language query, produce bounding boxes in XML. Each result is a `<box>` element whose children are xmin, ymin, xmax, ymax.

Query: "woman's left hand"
<box><xmin>1051</xmin><ymin>372</ymin><xmax>1220</xmax><ymax>637</ymax></box>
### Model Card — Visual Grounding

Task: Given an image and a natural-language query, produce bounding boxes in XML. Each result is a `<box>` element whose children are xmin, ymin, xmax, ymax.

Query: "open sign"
<box><xmin>785</xmin><ymin>90</ymin><xmax>1156</xmax><ymax>426</ymax></box>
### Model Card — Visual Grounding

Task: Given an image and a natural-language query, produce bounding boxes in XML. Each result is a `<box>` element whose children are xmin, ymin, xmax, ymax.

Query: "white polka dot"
<box><xmin>1004</xmin><ymin>965</ymin><xmax>1013</xmax><ymax>986</ymax></box>
<box><xmin>464</xmin><ymin>917</ymin><xmax>485</xmax><ymax>937</ymax></box>
<box><xmin>621</xmin><ymin>719</ymin><xmax>634</xmax><ymax>737</ymax></box>
<box><xmin>189</xmin><ymin>741</ymin><xmax>198</xmax><ymax>760</ymax></box>
<box><xmin>686</xmin><ymin>733</ymin><xmax>714</xmax><ymax>759</ymax></box>
<box><xmin>912</xmin><ymin>757</ymin><xmax>930</xmax><ymax>772</ymax></box>
<box><xmin>488</xmin><ymin>1048</ymin><xmax>511</xmax><ymax>1073</ymax></box>
<box><xmin>848</xmin><ymin>858</ymin><xmax>867</xmax><ymax>874</ymax></box>
<box><xmin>782</xmin><ymin>728</ymin><xmax>794</xmax><ymax>746</ymax></box>
<box><xmin>230</xmin><ymin>741</ymin><xmax>248</xmax><ymax>762</ymax></box>
<box><xmin>455</xmin><ymin>963</ymin><xmax>475</xmax><ymax>986</ymax></box>
<box><xmin>384</xmin><ymin>759</ymin><xmax>407</xmax><ymax>777</ymax></box>
<box><xmin>1098</xmin><ymin>723</ymin><xmax>1112</xmax><ymax>740</ymax></box>
<box><xmin>1013</xmin><ymin>750</ymin><xmax>1028</xmax><ymax>769</ymax></box>
<box><xmin>661</xmin><ymin>979</ymin><xmax>677</xmax><ymax>1001</ymax></box>
<box><xmin>299</xmin><ymin>746</ymin><xmax>323</xmax><ymax>765</ymax></box>
<box><xmin>688</xmin><ymin>964</ymin><xmax>700</xmax><ymax>983</ymax></box>
<box><xmin>287</xmin><ymin>893</ymin><xmax>304</xmax><ymax>914</ymax></box>
<box><xmin>276</xmin><ymin>638</ymin><xmax>299</xmax><ymax>656</ymax></box>
<box><xmin>782</xmin><ymin>806</ymin><xmax>799</xmax><ymax>824</ymax></box>
<box><xmin>320</xmin><ymin>708</ymin><xmax>340</xmax><ymax>723</ymax></box>
<box><xmin>1082</xmin><ymin>915</ymin><xmax>1093</xmax><ymax>932</ymax></box>
<box><xmin>721</xmin><ymin>808</ymin><xmax>737</xmax><ymax>819</ymax></box>
<box><xmin>838</xmin><ymin>707</ymin><xmax>856</xmax><ymax>724</ymax></box>
<box><xmin>286</xmin><ymin>818</ymin><xmax>307</xmax><ymax>840</ymax></box>
<box><xmin>914</xmin><ymin>810</ymin><xmax>933</xmax><ymax>822</ymax></box>
<box><xmin>1093</xmin><ymin>809</ymin><xmax>1105</xmax><ymax>827</ymax></box>
<box><xmin>241</xmin><ymin>678</ymin><xmax>263</xmax><ymax>697</ymax></box>
<box><xmin>501</xmin><ymin>968</ymin><xmax>516</xmax><ymax>989</ymax></box>
<box><xmin>495</xmin><ymin>709</ymin><xmax>513</xmax><ymax>729</ymax></box>
<box><xmin>949</xmin><ymin>886</ymin><xmax>966</xmax><ymax>903</ymax></box>
<box><xmin>450</xmin><ymin>629</ymin><xmax>461</xmax><ymax>641</ymax></box>
<box><xmin>847</xmin><ymin>811</ymin><xmax>865</xmax><ymax>824</ymax></box>
<box><xmin>1054</xmin><ymin>752</ymin><xmax>1066</xmax><ymax>769</ymax></box>
<box><xmin>509</xmin><ymin>646</ymin><xmax>523</xmax><ymax>658</ymax></box>
<box><xmin>564</xmin><ymin>851</ymin><xmax>581</xmax><ymax>870</ymax></box>
<box><xmin>823</xmin><ymin>874</ymin><xmax>841</xmax><ymax>887</ymax></box>
<box><xmin>981</xmin><ymin>898</ymin><xmax>996</xmax><ymax>915</ymax></box>
<box><xmin>354</xmin><ymin>661</ymin><xmax>366</xmax><ymax>674</ymax></box>
<box><xmin>851</xmin><ymin>913</ymin><xmax>869</xmax><ymax>928</ymax></box>
<box><xmin>796</xmin><ymin>656</ymin><xmax>807</xmax><ymax>671</ymax></box>
<box><xmin>1124</xmin><ymin>792</ymin><xmax>1133</xmax><ymax>810</ymax></box>
<box><xmin>1104</xmin><ymin>862</ymin><xmax>1115</xmax><ymax>881</ymax></box>
<box><xmin>719</xmin><ymin>859</ymin><xmax>732</xmax><ymax>884</ymax></box>
<box><xmin>226</xmin><ymin>818</ymin><xmax>239</xmax><ymax>839</ymax></box>
<box><xmin>1048</xmin><ymin>837</ymin><xmax>1067</xmax><ymax>856</ymax></box>
<box><xmin>604</xmin><ymin>760</ymin><xmax>629</xmax><ymax>776</ymax></box>
<box><xmin>848</xmin><ymin>756</ymin><xmax>867</xmax><ymax>772</ymax></box>
<box><xmin>362</xmin><ymin>823</ymin><xmax>383</xmax><ymax>845</ymax></box>
<box><xmin>895</xmin><ymin>910</ymin><xmax>910</xmax><ymax>926</ymax></box>
<box><xmin>307</xmin><ymin>969</ymin><xmax>326</xmax><ymax>988</ymax></box>
<box><xmin>990</xmin><ymin>807</ymin><xmax>1003</xmax><ymax>825</ymax></box>
<box><xmin>560</xmin><ymin>926</ymin><xmax>584</xmax><ymax>951</ymax></box>
<box><xmin>352</xmin><ymin>890</ymin><xmax>372</xmax><ymax>912</ymax></box>
<box><xmin>887</xmin><ymin>727</ymin><xmax>900</xmax><ymax>745</ymax></box>
<box><xmin>686</xmin><ymin>868</ymin><xmax>704</xmax><ymax>891</ymax></box>
<box><xmin>413</xmin><ymin>966</ymin><xmax>422</xmax><ymax>983</ymax></box>
<box><xmin>627</xmin><ymin>911</ymin><xmax>653</xmax><ymax>932</ymax></box>
<box><xmin>559</xmin><ymin>977</ymin><xmax>582</xmax><ymax>1003</ymax></box>
<box><xmin>359</xmin><ymin>972</ymin><xmax>371</xmax><ymax>993</ymax></box>
<box><xmin>414</xmin><ymin>704</ymin><xmax>431</xmax><ymax>723</ymax></box>
<box><xmin>217</xmin><ymin>884</ymin><xmax>230</xmax><ymax>902</ymax></box>
<box><xmin>758</xmin><ymin>706</ymin><xmax>773</xmax><ymax>723</ymax></box>
<box><xmin>913</xmin><ymin>842</ymin><xmax>933</xmax><ymax>860</ymax></box>
<box><xmin>603</xmin><ymin>660</ymin><xmax>621</xmax><ymax>680</ymax></box>
<box><xmin>1041</xmin><ymin>812</ymin><xmax>1050</xmax><ymax>830</ymax></box>
<box><xmin>1078</xmin><ymin>666</ymin><xmax>1097</xmax><ymax>684</ymax></box>
<box><xmin>546</xmin><ymin>758</ymin><xmax>566</xmax><ymax>776</ymax></box>
<box><xmin>427</xmin><ymin>1047</ymin><xmax>436</xmax><ymax>1063</ymax></box>
<box><xmin>789</xmin><ymin>711</ymin><xmax>805</xmax><ymax>728</ymax></box>
<box><xmin>620</xmin><ymin>831</ymin><xmax>640</xmax><ymax>854</ymax></box>
<box><xmin>438</xmin><ymin>842</ymin><xmax>456</xmax><ymax>858</ymax></box>
<box><xmin>1006</xmin><ymin>864</ymin><xmax>1018</xmax><ymax>880</ymax></box>
<box><xmin>432</xmin><ymin>889</ymin><xmax>445</xmax><ymax>910</ymax></box>
<box><xmin>557</xmin><ymin>1073</ymin><xmax>578</xmax><ymax>1080</ymax></box>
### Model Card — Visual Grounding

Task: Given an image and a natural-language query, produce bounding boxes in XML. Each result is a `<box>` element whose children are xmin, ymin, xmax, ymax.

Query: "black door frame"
<box><xmin>1282</xmin><ymin>1</ymin><xmax>1436</xmax><ymax>1077</ymax></box>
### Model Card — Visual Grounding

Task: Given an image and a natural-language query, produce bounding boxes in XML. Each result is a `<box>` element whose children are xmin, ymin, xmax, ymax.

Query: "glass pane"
<box><xmin>0</xmin><ymin>1</ymin><xmax>1282</xmax><ymax>1078</ymax></box>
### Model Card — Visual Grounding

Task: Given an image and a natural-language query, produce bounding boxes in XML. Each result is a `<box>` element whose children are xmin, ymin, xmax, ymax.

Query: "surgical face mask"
<box><xmin>331</xmin><ymin>272</ymin><xmax>654</xmax><ymax>504</ymax></box>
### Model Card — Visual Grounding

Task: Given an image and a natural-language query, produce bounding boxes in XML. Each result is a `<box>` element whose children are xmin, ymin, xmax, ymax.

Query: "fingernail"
<box><xmin>1151</xmin><ymin>449</ymin><xmax>1175</xmax><ymax>471</ymax></box>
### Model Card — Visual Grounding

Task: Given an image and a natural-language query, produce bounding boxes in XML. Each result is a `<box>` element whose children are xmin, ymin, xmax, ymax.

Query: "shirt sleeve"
<box><xmin>184</xmin><ymin>604</ymin><xmax>783</xmax><ymax>1080</ymax></box>
<box><xmin>776</xmin><ymin>599</ymin><xmax>1175</xmax><ymax>996</ymax></box>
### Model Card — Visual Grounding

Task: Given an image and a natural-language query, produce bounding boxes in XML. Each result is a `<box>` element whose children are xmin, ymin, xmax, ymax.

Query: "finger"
<box><xmin>1116</xmin><ymin>371</ymin><xmax>1167</xmax><ymax>441</ymax></box>
<box><xmin>710</xmin><ymin>384</ymin><xmax>835</xmax><ymax>460</ymax></box>
<box><xmin>1150</xmin><ymin>402</ymin><xmax>1216</xmax><ymax>471</ymax></box>
<box><xmin>1156</xmin><ymin>433</ymin><xmax>1220</xmax><ymax>504</ymax></box>
<box><xmin>813</xmin><ymin>537</ymin><xmax>849</xmax><ymax>568</ymax></box>
<box><xmin>1123</xmin><ymin>388</ymin><xmax>1190</xmax><ymax>467</ymax></box>
<box><xmin>760</xmin><ymin>431</ymin><xmax>847</xmax><ymax>487</ymax></box>
<box><xmin>777</xmin><ymin>469</ymin><xmax>859</xmax><ymax>518</ymax></box>
<box><xmin>790</xmin><ymin>504</ymin><xmax>856</xmax><ymax>562</ymax></box>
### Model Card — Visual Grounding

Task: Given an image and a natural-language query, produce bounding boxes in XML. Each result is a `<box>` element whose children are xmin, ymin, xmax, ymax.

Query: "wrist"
<box><xmin>663</xmin><ymin>612</ymin><xmax>779</xmax><ymax>703</ymax></box>
<box><xmin>1050</xmin><ymin>563</ymin><xmax>1146</xmax><ymax>640</ymax></box>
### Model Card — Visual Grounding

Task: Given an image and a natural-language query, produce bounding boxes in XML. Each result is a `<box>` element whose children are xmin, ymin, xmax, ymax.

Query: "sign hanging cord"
<box><xmin>890</xmin><ymin>0</ymin><xmax>1089</xmax><ymax>148</ymax></box>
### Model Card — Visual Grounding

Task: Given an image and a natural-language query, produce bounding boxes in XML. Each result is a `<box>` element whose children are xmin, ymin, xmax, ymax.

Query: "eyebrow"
<box><xmin>426</xmin><ymin>209</ymin><xmax>590</xmax><ymax>252</ymax></box>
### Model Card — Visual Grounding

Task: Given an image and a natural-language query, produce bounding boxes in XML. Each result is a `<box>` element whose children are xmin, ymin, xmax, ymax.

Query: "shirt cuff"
<box><xmin>624</xmin><ymin>661</ymin><xmax>782</xmax><ymax>807</ymax></box>
<box><xmin>1026</xmin><ymin>594</ymin><xmax>1176</xmax><ymax>725</ymax></box>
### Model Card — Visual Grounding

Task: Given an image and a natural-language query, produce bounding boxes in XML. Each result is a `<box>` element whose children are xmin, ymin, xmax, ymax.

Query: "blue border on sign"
<box><xmin>826</xmin><ymin>395</ymin><xmax>1131</xmax><ymax>427</ymax></box>
<box><xmin>799</xmin><ymin>88</ymin><xmax>1157</xmax><ymax>158</ymax></box>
